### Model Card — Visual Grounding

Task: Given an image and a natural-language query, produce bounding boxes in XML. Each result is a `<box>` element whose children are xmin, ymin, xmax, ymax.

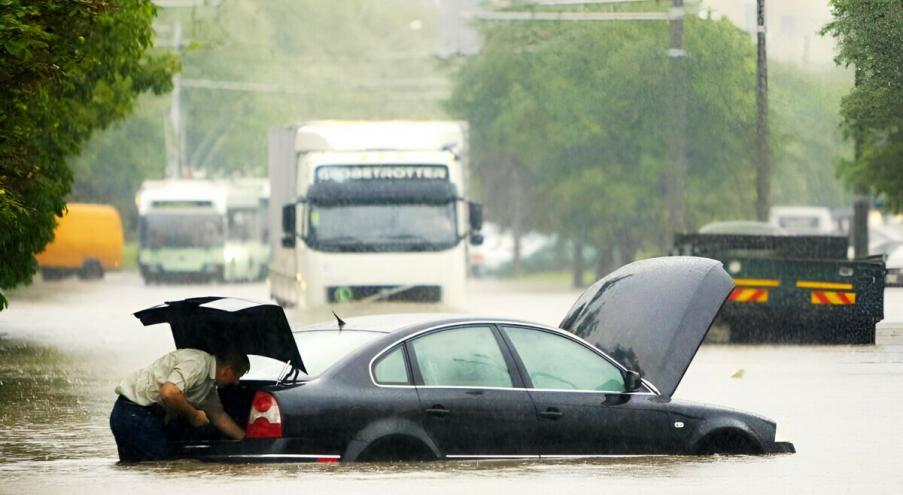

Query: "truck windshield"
<box><xmin>140</xmin><ymin>212</ymin><xmax>225</xmax><ymax>249</ymax></box>
<box><xmin>308</xmin><ymin>203</ymin><xmax>457</xmax><ymax>252</ymax></box>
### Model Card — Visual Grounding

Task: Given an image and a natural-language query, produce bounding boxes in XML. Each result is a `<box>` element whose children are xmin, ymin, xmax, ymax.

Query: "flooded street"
<box><xmin>1</xmin><ymin>274</ymin><xmax>902</xmax><ymax>494</ymax></box>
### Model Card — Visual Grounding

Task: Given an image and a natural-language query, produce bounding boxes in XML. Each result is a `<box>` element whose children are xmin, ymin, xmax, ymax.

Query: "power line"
<box><xmin>180</xmin><ymin>79</ymin><xmax>449</xmax><ymax>94</ymax></box>
<box><xmin>470</xmin><ymin>10</ymin><xmax>672</xmax><ymax>22</ymax></box>
<box><xmin>532</xmin><ymin>0</ymin><xmax>651</xmax><ymax>5</ymax></box>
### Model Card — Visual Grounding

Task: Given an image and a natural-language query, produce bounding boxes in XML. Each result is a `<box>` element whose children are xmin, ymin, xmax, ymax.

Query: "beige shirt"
<box><xmin>115</xmin><ymin>348</ymin><xmax>224</xmax><ymax>416</ymax></box>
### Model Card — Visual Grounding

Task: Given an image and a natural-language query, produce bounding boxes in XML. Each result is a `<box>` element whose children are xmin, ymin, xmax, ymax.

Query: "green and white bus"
<box><xmin>137</xmin><ymin>179</ymin><xmax>268</xmax><ymax>284</ymax></box>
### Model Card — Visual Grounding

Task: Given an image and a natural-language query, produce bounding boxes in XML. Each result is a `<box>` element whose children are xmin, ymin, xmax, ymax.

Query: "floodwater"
<box><xmin>1</xmin><ymin>272</ymin><xmax>902</xmax><ymax>494</ymax></box>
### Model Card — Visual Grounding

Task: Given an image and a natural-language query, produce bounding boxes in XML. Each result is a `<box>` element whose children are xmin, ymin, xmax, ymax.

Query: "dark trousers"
<box><xmin>109</xmin><ymin>396</ymin><xmax>170</xmax><ymax>462</ymax></box>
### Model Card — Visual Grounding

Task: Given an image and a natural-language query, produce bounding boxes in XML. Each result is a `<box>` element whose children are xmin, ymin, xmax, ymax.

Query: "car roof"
<box><xmin>293</xmin><ymin>313</ymin><xmax>541</xmax><ymax>335</ymax></box>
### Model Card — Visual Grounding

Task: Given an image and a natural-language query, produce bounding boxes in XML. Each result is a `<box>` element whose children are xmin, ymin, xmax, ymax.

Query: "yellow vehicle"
<box><xmin>36</xmin><ymin>203</ymin><xmax>124</xmax><ymax>280</ymax></box>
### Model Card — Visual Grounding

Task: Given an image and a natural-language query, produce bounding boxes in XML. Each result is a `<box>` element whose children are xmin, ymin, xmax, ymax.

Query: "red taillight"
<box><xmin>246</xmin><ymin>391</ymin><xmax>283</xmax><ymax>439</ymax></box>
<box><xmin>252</xmin><ymin>393</ymin><xmax>274</xmax><ymax>413</ymax></box>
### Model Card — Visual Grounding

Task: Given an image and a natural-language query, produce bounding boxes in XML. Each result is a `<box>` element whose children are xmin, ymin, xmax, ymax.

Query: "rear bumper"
<box><xmin>174</xmin><ymin>438</ymin><xmax>341</xmax><ymax>462</ymax></box>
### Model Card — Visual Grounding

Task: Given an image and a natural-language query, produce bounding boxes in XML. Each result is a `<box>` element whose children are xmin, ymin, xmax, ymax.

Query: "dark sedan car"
<box><xmin>134</xmin><ymin>256</ymin><xmax>795</xmax><ymax>461</ymax></box>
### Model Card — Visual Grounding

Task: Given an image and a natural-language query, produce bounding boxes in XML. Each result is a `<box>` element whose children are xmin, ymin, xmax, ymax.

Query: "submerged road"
<box><xmin>0</xmin><ymin>272</ymin><xmax>901</xmax><ymax>494</ymax></box>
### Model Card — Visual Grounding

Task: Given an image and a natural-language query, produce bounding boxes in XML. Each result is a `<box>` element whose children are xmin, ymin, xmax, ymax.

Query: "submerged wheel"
<box><xmin>694</xmin><ymin>430</ymin><xmax>762</xmax><ymax>455</ymax></box>
<box><xmin>355</xmin><ymin>436</ymin><xmax>437</xmax><ymax>462</ymax></box>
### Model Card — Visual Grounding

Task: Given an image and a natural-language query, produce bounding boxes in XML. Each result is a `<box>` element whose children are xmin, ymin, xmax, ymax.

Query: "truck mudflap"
<box><xmin>674</xmin><ymin>234</ymin><xmax>885</xmax><ymax>344</ymax></box>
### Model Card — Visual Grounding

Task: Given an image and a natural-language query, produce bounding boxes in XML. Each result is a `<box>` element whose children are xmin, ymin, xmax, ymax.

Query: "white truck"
<box><xmin>268</xmin><ymin>121</ymin><xmax>483</xmax><ymax>309</ymax></box>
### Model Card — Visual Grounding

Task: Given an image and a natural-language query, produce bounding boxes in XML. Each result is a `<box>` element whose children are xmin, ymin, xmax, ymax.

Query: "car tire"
<box><xmin>355</xmin><ymin>436</ymin><xmax>437</xmax><ymax>462</ymax></box>
<box><xmin>694</xmin><ymin>430</ymin><xmax>762</xmax><ymax>455</ymax></box>
<box><xmin>78</xmin><ymin>259</ymin><xmax>104</xmax><ymax>280</ymax></box>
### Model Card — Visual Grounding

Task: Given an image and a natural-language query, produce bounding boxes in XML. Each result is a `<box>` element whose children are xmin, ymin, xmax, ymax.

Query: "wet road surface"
<box><xmin>1</xmin><ymin>272</ymin><xmax>902</xmax><ymax>494</ymax></box>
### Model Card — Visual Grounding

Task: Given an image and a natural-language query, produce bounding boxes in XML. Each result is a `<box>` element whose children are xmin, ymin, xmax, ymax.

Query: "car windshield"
<box><xmin>245</xmin><ymin>329</ymin><xmax>383</xmax><ymax>380</ymax></box>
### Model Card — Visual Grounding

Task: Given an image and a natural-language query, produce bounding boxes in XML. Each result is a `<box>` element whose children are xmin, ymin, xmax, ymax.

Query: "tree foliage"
<box><xmin>0</xmin><ymin>0</ymin><xmax>177</xmax><ymax>308</ymax></box>
<box><xmin>165</xmin><ymin>0</ymin><xmax>446</xmax><ymax>176</ymax></box>
<box><xmin>67</xmin><ymin>0</ymin><xmax>447</xmax><ymax>235</ymax></box>
<box><xmin>823</xmin><ymin>0</ymin><xmax>903</xmax><ymax>209</ymax></box>
<box><xmin>449</xmin><ymin>15</ymin><xmax>760</xmax><ymax>275</ymax></box>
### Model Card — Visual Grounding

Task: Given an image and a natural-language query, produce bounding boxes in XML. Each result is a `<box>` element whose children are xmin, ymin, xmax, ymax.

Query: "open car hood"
<box><xmin>559</xmin><ymin>257</ymin><xmax>733</xmax><ymax>398</ymax></box>
<box><xmin>134</xmin><ymin>297</ymin><xmax>305</xmax><ymax>374</ymax></box>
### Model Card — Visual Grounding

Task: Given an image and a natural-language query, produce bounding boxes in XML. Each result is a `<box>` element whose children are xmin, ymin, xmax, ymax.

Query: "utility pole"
<box><xmin>852</xmin><ymin>67</ymin><xmax>869</xmax><ymax>258</ymax></box>
<box><xmin>754</xmin><ymin>0</ymin><xmax>770</xmax><ymax>221</ymax></box>
<box><xmin>169</xmin><ymin>20</ymin><xmax>185</xmax><ymax>179</ymax></box>
<box><xmin>667</xmin><ymin>0</ymin><xmax>687</xmax><ymax>234</ymax></box>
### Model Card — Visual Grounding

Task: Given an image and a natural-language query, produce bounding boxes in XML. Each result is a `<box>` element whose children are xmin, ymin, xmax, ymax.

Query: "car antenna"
<box><xmin>332</xmin><ymin>311</ymin><xmax>346</xmax><ymax>332</ymax></box>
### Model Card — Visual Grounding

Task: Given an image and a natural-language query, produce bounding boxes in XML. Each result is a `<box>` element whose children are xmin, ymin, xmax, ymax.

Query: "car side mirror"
<box><xmin>281</xmin><ymin>204</ymin><xmax>296</xmax><ymax>248</ymax></box>
<box><xmin>624</xmin><ymin>370</ymin><xmax>643</xmax><ymax>392</ymax></box>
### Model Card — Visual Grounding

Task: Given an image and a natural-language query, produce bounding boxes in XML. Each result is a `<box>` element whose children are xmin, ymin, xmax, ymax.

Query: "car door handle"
<box><xmin>426</xmin><ymin>405</ymin><xmax>450</xmax><ymax>417</ymax></box>
<box><xmin>539</xmin><ymin>408</ymin><xmax>563</xmax><ymax>420</ymax></box>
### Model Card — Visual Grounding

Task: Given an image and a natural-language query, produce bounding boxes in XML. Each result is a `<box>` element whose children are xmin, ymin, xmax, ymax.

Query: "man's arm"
<box><xmin>210</xmin><ymin>410</ymin><xmax>245</xmax><ymax>440</ymax></box>
<box><xmin>159</xmin><ymin>382</ymin><xmax>209</xmax><ymax>427</ymax></box>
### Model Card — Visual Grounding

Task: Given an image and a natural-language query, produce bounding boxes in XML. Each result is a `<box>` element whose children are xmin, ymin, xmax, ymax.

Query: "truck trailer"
<box><xmin>268</xmin><ymin>120</ymin><xmax>483</xmax><ymax>309</ymax></box>
<box><xmin>673</xmin><ymin>233</ymin><xmax>885</xmax><ymax>344</ymax></box>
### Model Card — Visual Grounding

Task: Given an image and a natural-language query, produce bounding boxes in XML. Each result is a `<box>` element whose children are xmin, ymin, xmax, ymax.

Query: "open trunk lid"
<box><xmin>559</xmin><ymin>257</ymin><xmax>733</xmax><ymax>398</ymax></box>
<box><xmin>134</xmin><ymin>296</ymin><xmax>306</xmax><ymax>374</ymax></box>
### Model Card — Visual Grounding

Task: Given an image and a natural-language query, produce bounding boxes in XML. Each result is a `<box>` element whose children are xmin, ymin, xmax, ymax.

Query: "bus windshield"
<box><xmin>308</xmin><ymin>203</ymin><xmax>457</xmax><ymax>252</ymax></box>
<box><xmin>140</xmin><ymin>212</ymin><xmax>225</xmax><ymax>249</ymax></box>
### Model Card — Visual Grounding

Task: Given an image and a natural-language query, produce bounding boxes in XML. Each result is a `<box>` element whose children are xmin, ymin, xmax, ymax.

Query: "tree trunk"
<box><xmin>572</xmin><ymin>240</ymin><xmax>584</xmax><ymax>288</ymax></box>
<box><xmin>512</xmin><ymin>229</ymin><xmax>522</xmax><ymax>276</ymax></box>
<box><xmin>595</xmin><ymin>248</ymin><xmax>609</xmax><ymax>280</ymax></box>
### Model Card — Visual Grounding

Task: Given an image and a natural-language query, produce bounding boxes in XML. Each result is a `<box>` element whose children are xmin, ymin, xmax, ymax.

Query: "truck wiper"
<box><xmin>321</xmin><ymin>236</ymin><xmax>365</xmax><ymax>245</ymax></box>
<box><xmin>384</xmin><ymin>234</ymin><xmax>433</xmax><ymax>243</ymax></box>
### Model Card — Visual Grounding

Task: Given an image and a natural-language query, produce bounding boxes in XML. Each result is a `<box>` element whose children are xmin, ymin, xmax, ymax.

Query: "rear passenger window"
<box><xmin>410</xmin><ymin>326</ymin><xmax>513</xmax><ymax>388</ymax></box>
<box><xmin>373</xmin><ymin>346</ymin><xmax>409</xmax><ymax>385</ymax></box>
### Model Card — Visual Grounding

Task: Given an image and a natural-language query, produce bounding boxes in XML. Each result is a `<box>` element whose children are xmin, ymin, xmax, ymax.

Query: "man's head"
<box><xmin>214</xmin><ymin>350</ymin><xmax>250</xmax><ymax>386</ymax></box>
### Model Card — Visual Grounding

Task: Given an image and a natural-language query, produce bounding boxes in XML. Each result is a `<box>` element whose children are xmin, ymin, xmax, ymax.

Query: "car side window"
<box><xmin>503</xmin><ymin>326</ymin><xmax>625</xmax><ymax>392</ymax></box>
<box><xmin>373</xmin><ymin>345</ymin><xmax>409</xmax><ymax>385</ymax></box>
<box><xmin>410</xmin><ymin>326</ymin><xmax>513</xmax><ymax>388</ymax></box>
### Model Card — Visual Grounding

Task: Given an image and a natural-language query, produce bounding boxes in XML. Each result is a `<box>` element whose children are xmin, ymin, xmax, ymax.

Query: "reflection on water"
<box><xmin>1</xmin><ymin>274</ymin><xmax>902</xmax><ymax>494</ymax></box>
<box><xmin>0</xmin><ymin>339</ymin><xmax>113</xmax><ymax>463</ymax></box>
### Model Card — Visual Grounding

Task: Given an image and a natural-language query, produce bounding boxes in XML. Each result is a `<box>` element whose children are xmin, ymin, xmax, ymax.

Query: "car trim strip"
<box><xmin>445</xmin><ymin>454</ymin><xmax>666</xmax><ymax>459</ymax></box>
<box><xmin>212</xmin><ymin>454</ymin><xmax>341</xmax><ymax>460</ymax></box>
<box><xmin>367</xmin><ymin>319</ymin><xmax>660</xmax><ymax>396</ymax></box>
<box><xmin>446</xmin><ymin>454</ymin><xmax>538</xmax><ymax>459</ymax></box>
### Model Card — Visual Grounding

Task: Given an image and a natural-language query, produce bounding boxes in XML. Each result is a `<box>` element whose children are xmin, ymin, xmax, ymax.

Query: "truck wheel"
<box><xmin>78</xmin><ymin>259</ymin><xmax>104</xmax><ymax>280</ymax></box>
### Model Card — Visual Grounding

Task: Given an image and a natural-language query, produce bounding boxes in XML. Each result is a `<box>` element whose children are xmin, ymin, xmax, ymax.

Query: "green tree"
<box><xmin>450</xmin><ymin>16</ymin><xmax>760</xmax><ymax>280</ymax></box>
<box><xmin>0</xmin><ymin>0</ymin><xmax>176</xmax><ymax>308</ymax></box>
<box><xmin>823</xmin><ymin>1</ymin><xmax>903</xmax><ymax>209</ymax></box>
<box><xmin>769</xmin><ymin>63</ymin><xmax>851</xmax><ymax>208</ymax></box>
<box><xmin>68</xmin><ymin>0</ymin><xmax>448</xmax><ymax>234</ymax></box>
